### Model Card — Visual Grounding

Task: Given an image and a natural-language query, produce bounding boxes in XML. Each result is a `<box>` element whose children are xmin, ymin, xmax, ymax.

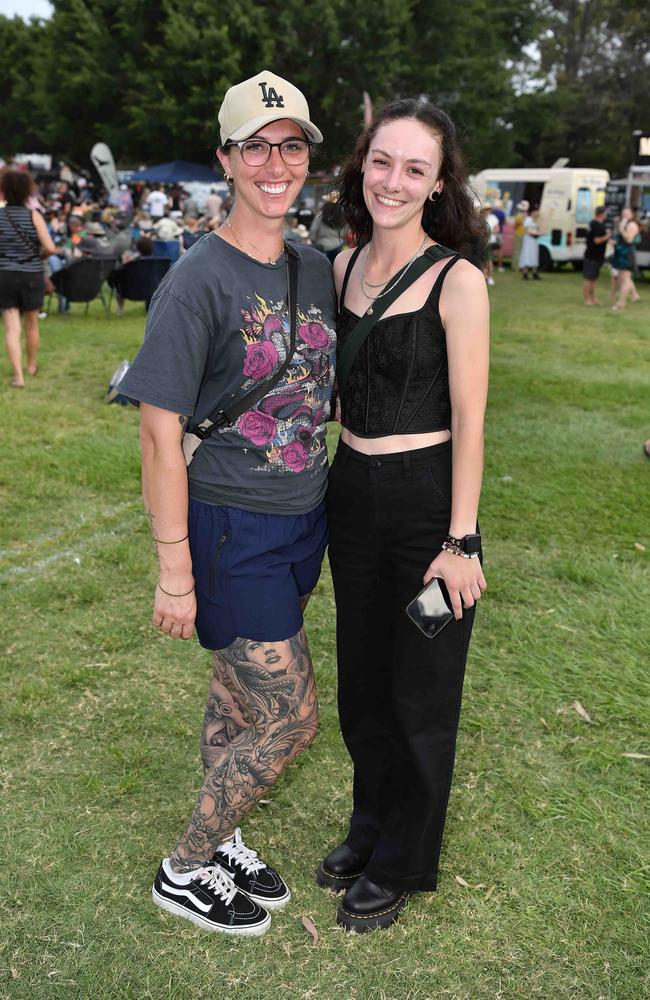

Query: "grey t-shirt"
<box><xmin>119</xmin><ymin>234</ymin><xmax>336</xmax><ymax>514</ymax></box>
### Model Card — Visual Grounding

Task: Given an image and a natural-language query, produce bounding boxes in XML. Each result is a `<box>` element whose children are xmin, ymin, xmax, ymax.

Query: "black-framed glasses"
<box><xmin>225</xmin><ymin>137</ymin><xmax>312</xmax><ymax>167</ymax></box>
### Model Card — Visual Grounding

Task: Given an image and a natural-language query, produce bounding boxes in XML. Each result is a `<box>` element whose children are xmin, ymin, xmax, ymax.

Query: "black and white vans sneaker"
<box><xmin>152</xmin><ymin>859</ymin><xmax>271</xmax><ymax>936</ymax></box>
<box><xmin>212</xmin><ymin>827</ymin><xmax>291</xmax><ymax>911</ymax></box>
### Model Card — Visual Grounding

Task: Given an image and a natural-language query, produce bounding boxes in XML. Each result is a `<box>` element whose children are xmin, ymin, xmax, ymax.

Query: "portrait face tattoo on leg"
<box><xmin>169</xmin><ymin>627</ymin><xmax>318</xmax><ymax>873</ymax></box>
<box><xmin>241</xmin><ymin>639</ymin><xmax>294</xmax><ymax>676</ymax></box>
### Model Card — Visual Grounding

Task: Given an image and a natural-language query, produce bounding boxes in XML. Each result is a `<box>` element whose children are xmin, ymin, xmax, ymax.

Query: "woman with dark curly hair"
<box><xmin>0</xmin><ymin>168</ymin><xmax>58</xmax><ymax>386</ymax></box>
<box><xmin>317</xmin><ymin>97</ymin><xmax>489</xmax><ymax>932</ymax></box>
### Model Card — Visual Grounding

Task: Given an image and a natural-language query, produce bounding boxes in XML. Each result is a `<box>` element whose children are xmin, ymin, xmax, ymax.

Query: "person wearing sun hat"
<box><xmin>118</xmin><ymin>71</ymin><xmax>336</xmax><ymax>936</ymax></box>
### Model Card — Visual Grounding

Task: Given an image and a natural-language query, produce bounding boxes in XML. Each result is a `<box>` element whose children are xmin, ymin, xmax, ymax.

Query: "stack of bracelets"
<box><xmin>441</xmin><ymin>534</ymin><xmax>481</xmax><ymax>559</ymax></box>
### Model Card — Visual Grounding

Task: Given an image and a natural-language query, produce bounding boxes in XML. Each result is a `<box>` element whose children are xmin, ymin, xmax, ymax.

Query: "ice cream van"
<box><xmin>472</xmin><ymin>163</ymin><xmax>610</xmax><ymax>269</ymax></box>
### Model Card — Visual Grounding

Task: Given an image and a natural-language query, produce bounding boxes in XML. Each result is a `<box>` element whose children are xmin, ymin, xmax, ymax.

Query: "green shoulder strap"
<box><xmin>336</xmin><ymin>244</ymin><xmax>458</xmax><ymax>397</ymax></box>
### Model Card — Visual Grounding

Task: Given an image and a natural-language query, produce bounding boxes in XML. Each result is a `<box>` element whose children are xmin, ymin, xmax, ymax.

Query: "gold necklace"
<box><xmin>224</xmin><ymin>219</ymin><xmax>284</xmax><ymax>264</ymax></box>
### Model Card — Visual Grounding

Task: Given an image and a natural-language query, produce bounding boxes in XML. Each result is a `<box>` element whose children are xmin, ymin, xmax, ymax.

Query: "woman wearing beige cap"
<box><xmin>119</xmin><ymin>71</ymin><xmax>336</xmax><ymax>936</ymax></box>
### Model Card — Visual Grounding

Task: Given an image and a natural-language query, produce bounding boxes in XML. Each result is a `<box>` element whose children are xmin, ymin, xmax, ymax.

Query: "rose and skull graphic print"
<box><xmin>118</xmin><ymin>238</ymin><xmax>336</xmax><ymax>514</ymax></box>
<box><xmin>236</xmin><ymin>288</ymin><xmax>334</xmax><ymax>476</ymax></box>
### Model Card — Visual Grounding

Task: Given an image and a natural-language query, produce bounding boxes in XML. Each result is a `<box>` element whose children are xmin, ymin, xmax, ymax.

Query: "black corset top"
<box><xmin>337</xmin><ymin>247</ymin><xmax>460</xmax><ymax>438</ymax></box>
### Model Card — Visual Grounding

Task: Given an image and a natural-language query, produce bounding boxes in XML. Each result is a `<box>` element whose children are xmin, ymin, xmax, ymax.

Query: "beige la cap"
<box><xmin>218</xmin><ymin>70</ymin><xmax>323</xmax><ymax>145</ymax></box>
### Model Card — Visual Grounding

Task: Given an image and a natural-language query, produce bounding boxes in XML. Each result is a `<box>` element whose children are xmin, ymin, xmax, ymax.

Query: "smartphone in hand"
<box><xmin>405</xmin><ymin>577</ymin><xmax>454</xmax><ymax>638</ymax></box>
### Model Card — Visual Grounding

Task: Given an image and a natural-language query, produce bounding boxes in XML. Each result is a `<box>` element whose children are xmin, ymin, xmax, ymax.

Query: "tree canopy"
<box><xmin>1</xmin><ymin>0</ymin><xmax>647</xmax><ymax>177</ymax></box>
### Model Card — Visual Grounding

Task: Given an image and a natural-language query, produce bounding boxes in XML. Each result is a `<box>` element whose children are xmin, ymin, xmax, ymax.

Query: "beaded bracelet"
<box><xmin>154</xmin><ymin>534</ymin><xmax>189</xmax><ymax>545</ymax></box>
<box><xmin>441</xmin><ymin>541</ymin><xmax>479</xmax><ymax>560</ymax></box>
<box><xmin>157</xmin><ymin>581</ymin><xmax>195</xmax><ymax>597</ymax></box>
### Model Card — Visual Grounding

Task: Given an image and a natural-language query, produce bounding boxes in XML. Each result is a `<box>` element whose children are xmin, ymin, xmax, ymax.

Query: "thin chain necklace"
<box><xmin>223</xmin><ymin>218</ymin><xmax>284</xmax><ymax>264</ymax></box>
<box><xmin>361</xmin><ymin>235</ymin><xmax>429</xmax><ymax>315</ymax></box>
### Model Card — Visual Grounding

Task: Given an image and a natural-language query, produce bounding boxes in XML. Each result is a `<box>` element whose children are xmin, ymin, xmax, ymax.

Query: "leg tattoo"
<box><xmin>169</xmin><ymin>627</ymin><xmax>318</xmax><ymax>872</ymax></box>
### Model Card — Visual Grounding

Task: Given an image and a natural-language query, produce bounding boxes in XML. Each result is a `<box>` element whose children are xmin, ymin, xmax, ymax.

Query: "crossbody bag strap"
<box><xmin>336</xmin><ymin>244</ymin><xmax>458</xmax><ymax>397</ymax></box>
<box><xmin>190</xmin><ymin>243</ymin><xmax>300</xmax><ymax>442</ymax></box>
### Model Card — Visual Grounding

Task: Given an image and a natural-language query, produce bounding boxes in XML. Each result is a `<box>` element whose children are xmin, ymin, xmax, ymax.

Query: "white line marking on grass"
<box><xmin>0</xmin><ymin>500</ymin><xmax>140</xmax><ymax>562</ymax></box>
<box><xmin>0</xmin><ymin>514</ymin><xmax>144</xmax><ymax>588</ymax></box>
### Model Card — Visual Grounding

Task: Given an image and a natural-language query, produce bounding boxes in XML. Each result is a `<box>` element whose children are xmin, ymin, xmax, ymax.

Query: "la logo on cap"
<box><xmin>259</xmin><ymin>82</ymin><xmax>285</xmax><ymax>109</ymax></box>
<box><xmin>218</xmin><ymin>70</ymin><xmax>323</xmax><ymax>145</ymax></box>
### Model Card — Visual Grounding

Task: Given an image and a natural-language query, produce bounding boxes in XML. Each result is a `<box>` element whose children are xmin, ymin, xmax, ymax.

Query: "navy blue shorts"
<box><xmin>188</xmin><ymin>499</ymin><xmax>328</xmax><ymax>650</ymax></box>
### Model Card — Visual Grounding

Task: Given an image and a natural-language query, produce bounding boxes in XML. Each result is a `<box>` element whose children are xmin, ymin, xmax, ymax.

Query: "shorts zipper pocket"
<box><xmin>208</xmin><ymin>531</ymin><xmax>229</xmax><ymax>596</ymax></box>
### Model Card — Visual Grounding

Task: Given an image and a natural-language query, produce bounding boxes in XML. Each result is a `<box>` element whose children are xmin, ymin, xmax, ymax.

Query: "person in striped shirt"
<box><xmin>0</xmin><ymin>168</ymin><xmax>58</xmax><ymax>387</ymax></box>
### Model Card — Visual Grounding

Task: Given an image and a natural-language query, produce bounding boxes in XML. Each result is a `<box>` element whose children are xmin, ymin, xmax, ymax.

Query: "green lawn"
<box><xmin>1</xmin><ymin>269</ymin><xmax>648</xmax><ymax>1000</ymax></box>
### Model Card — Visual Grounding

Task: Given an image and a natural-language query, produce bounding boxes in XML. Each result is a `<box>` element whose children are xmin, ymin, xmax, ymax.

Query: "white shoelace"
<box><xmin>195</xmin><ymin>864</ymin><xmax>238</xmax><ymax>904</ymax></box>
<box><xmin>219</xmin><ymin>827</ymin><xmax>265</xmax><ymax>875</ymax></box>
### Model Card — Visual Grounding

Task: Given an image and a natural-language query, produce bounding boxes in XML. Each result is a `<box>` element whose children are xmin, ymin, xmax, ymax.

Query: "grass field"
<box><xmin>1</xmin><ymin>268</ymin><xmax>649</xmax><ymax>1000</ymax></box>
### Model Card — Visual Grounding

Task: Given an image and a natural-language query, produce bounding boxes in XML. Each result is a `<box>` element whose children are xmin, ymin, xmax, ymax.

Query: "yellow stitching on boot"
<box><xmin>340</xmin><ymin>894</ymin><xmax>407</xmax><ymax>919</ymax></box>
<box><xmin>322</xmin><ymin>867</ymin><xmax>364</xmax><ymax>880</ymax></box>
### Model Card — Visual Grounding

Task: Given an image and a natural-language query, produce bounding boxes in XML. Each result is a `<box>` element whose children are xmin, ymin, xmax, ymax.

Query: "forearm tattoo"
<box><xmin>169</xmin><ymin>627</ymin><xmax>318</xmax><ymax>872</ymax></box>
<box><xmin>145</xmin><ymin>508</ymin><xmax>161</xmax><ymax>560</ymax></box>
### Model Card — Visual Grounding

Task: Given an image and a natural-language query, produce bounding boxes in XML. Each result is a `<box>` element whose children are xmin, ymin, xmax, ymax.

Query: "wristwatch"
<box><xmin>445</xmin><ymin>533</ymin><xmax>481</xmax><ymax>557</ymax></box>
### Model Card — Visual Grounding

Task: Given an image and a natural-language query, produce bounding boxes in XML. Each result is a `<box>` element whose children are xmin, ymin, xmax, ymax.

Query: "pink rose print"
<box><xmin>299</xmin><ymin>321</ymin><xmax>330</xmax><ymax>350</ymax></box>
<box><xmin>262</xmin><ymin>313</ymin><xmax>283</xmax><ymax>338</ymax></box>
<box><xmin>281</xmin><ymin>440</ymin><xmax>309</xmax><ymax>473</ymax></box>
<box><xmin>238</xmin><ymin>410</ymin><xmax>277</xmax><ymax>446</ymax></box>
<box><xmin>243</xmin><ymin>340</ymin><xmax>279</xmax><ymax>379</ymax></box>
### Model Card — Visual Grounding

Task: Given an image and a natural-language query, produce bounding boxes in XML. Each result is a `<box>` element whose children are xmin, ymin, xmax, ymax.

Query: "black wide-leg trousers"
<box><xmin>326</xmin><ymin>438</ymin><xmax>477</xmax><ymax>893</ymax></box>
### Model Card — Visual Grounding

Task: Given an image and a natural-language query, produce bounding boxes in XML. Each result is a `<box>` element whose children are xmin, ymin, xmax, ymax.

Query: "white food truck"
<box><xmin>472</xmin><ymin>162</ymin><xmax>610</xmax><ymax>270</ymax></box>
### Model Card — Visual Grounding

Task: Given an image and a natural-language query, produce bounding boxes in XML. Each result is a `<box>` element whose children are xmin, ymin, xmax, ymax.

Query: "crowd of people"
<box><xmin>2</xmin><ymin>148</ymin><xmax>645</xmax><ymax>386</ymax></box>
<box><xmin>478</xmin><ymin>195</ymin><xmax>647</xmax><ymax>303</ymax></box>
<box><xmin>0</xmin><ymin>158</ymin><xmax>353</xmax><ymax>381</ymax></box>
<box><xmin>1</xmin><ymin>158</ymin><xmax>346</xmax><ymax>264</ymax></box>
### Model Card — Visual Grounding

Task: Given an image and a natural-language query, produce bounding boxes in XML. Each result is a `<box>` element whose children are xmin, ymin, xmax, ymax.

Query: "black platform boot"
<box><xmin>336</xmin><ymin>875</ymin><xmax>410</xmax><ymax>933</ymax></box>
<box><xmin>316</xmin><ymin>843</ymin><xmax>369</xmax><ymax>892</ymax></box>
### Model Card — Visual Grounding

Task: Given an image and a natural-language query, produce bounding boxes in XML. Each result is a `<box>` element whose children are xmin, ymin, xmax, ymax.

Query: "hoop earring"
<box><xmin>429</xmin><ymin>190</ymin><xmax>441</xmax><ymax>202</ymax></box>
<box><xmin>224</xmin><ymin>172</ymin><xmax>233</xmax><ymax>185</ymax></box>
